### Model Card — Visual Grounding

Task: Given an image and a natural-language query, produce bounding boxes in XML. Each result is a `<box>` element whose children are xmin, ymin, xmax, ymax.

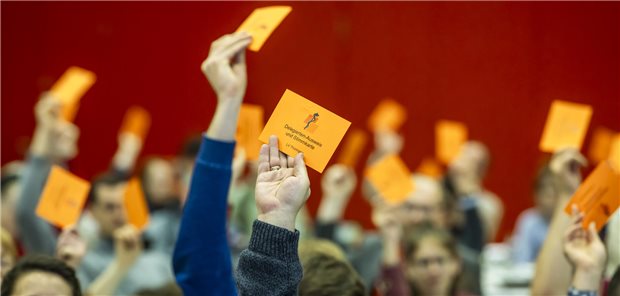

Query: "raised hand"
<box><xmin>255</xmin><ymin>136</ymin><xmax>310</xmax><ymax>232</ymax></box>
<box><xmin>113</xmin><ymin>224</ymin><xmax>143</xmax><ymax>269</ymax></box>
<box><xmin>55</xmin><ymin>226</ymin><xmax>87</xmax><ymax>269</ymax></box>
<box><xmin>550</xmin><ymin>148</ymin><xmax>587</xmax><ymax>196</ymax></box>
<box><xmin>317</xmin><ymin>164</ymin><xmax>357</xmax><ymax>222</ymax></box>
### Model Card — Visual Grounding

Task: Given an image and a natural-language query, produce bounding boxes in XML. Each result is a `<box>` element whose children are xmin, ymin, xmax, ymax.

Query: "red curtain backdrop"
<box><xmin>2</xmin><ymin>2</ymin><xmax>619</xmax><ymax>241</ymax></box>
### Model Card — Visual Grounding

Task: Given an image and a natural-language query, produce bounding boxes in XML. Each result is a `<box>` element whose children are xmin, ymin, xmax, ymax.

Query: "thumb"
<box><xmin>588</xmin><ymin>222</ymin><xmax>601</xmax><ymax>243</ymax></box>
<box><xmin>293</xmin><ymin>153</ymin><xmax>308</xmax><ymax>178</ymax></box>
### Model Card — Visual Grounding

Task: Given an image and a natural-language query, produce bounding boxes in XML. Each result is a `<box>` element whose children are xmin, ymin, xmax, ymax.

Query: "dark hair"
<box><xmin>533</xmin><ymin>164</ymin><xmax>555</xmax><ymax>196</ymax></box>
<box><xmin>403</xmin><ymin>222</ymin><xmax>461</xmax><ymax>296</ymax></box>
<box><xmin>1</xmin><ymin>174</ymin><xmax>19</xmax><ymax>200</ymax></box>
<box><xmin>134</xmin><ymin>282</ymin><xmax>182</xmax><ymax>296</ymax></box>
<box><xmin>1</xmin><ymin>255</ymin><xmax>81</xmax><ymax>296</ymax></box>
<box><xmin>87</xmin><ymin>172</ymin><xmax>128</xmax><ymax>205</ymax></box>
<box><xmin>178</xmin><ymin>134</ymin><xmax>202</xmax><ymax>159</ymax></box>
<box><xmin>299</xmin><ymin>252</ymin><xmax>366</xmax><ymax>296</ymax></box>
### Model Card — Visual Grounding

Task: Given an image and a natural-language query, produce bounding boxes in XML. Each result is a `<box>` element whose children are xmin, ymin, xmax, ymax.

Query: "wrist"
<box><xmin>258</xmin><ymin>212</ymin><xmax>296</xmax><ymax>232</ymax></box>
<box><xmin>572</xmin><ymin>267</ymin><xmax>603</xmax><ymax>291</ymax></box>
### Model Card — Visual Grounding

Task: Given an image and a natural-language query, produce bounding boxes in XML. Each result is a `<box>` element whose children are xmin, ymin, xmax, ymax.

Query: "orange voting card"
<box><xmin>336</xmin><ymin>129</ymin><xmax>369</xmax><ymax>168</ymax></box>
<box><xmin>236</xmin><ymin>6</ymin><xmax>292</xmax><ymax>51</ymax></box>
<box><xmin>588</xmin><ymin>127</ymin><xmax>614</xmax><ymax>164</ymax></box>
<box><xmin>36</xmin><ymin>166</ymin><xmax>91</xmax><ymax>228</ymax></box>
<box><xmin>610</xmin><ymin>134</ymin><xmax>620</xmax><ymax>172</ymax></box>
<box><xmin>259</xmin><ymin>89</ymin><xmax>351</xmax><ymax>173</ymax></box>
<box><xmin>236</xmin><ymin>104</ymin><xmax>265</xmax><ymax>160</ymax></box>
<box><xmin>124</xmin><ymin>178</ymin><xmax>150</xmax><ymax>230</ymax></box>
<box><xmin>436</xmin><ymin>120</ymin><xmax>468</xmax><ymax>165</ymax></box>
<box><xmin>415</xmin><ymin>157</ymin><xmax>443</xmax><ymax>179</ymax></box>
<box><xmin>365</xmin><ymin>154</ymin><xmax>415</xmax><ymax>204</ymax></box>
<box><xmin>564</xmin><ymin>161</ymin><xmax>620</xmax><ymax>231</ymax></box>
<box><xmin>367</xmin><ymin>99</ymin><xmax>407</xmax><ymax>132</ymax></box>
<box><xmin>120</xmin><ymin>106</ymin><xmax>151</xmax><ymax>140</ymax></box>
<box><xmin>50</xmin><ymin>66</ymin><xmax>96</xmax><ymax>122</ymax></box>
<box><xmin>539</xmin><ymin>100</ymin><xmax>593</xmax><ymax>153</ymax></box>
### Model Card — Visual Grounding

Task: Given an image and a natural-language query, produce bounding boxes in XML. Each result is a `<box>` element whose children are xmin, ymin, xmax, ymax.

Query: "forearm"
<box><xmin>317</xmin><ymin>194</ymin><xmax>349</xmax><ymax>223</ymax></box>
<box><xmin>381</xmin><ymin>238</ymin><xmax>401</xmax><ymax>266</ymax></box>
<box><xmin>29</xmin><ymin>125</ymin><xmax>53</xmax><ymax>157</ymax></box>
<box><xmin>532</xmin><ymin>198</ymin><xmax>573</xmax><ymax>294</ymax></box>
<box><xmin>86</xmin><ymin>261</ymin><xmax>131</xmax><ymax>295</ymax></box>
<box><xmin>207</xmin><ymin>100</ymin><xmax>242</xmax><ymax>142</ymax></box>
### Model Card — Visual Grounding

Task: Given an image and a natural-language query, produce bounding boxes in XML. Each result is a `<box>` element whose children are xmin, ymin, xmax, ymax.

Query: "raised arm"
<box><xmin>315</xmin><ymin>164</ymin><xmax>356</xmax><ymax>240</ymax></box>
<box><xmin>172</xmin><ymin>31</ymin><xmax>251</xmax><ymax>296</ymax></box>
<box><xmin>236</xmin><ymin>136</ymin><xmax>310</xmax><ymax>295</ymax></box>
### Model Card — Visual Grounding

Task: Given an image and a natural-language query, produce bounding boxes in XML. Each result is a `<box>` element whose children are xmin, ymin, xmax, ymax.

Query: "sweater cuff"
<box><xmin>197</xmin><ymin>135</ymin><xmax>236</xmax><ymax>167</ymax></box>
<box><xmin>248</xmin><ymin>220</ymin><xmax>300</xmax><ymax>263</ymax></box>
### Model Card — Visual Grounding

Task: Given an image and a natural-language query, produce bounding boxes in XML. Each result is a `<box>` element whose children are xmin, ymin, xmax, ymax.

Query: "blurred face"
<box><xmin>91</xmin><ymin>183</ymin><xmax>128</xmax><ymax>237</ymax></box>
<box><xmin>144</xmin><ymin>159</ymin><xmax>176</xmax><ymax>206</ymax></box>
<box><xmin>52</xmin><ymin>121</ymin><xmax>79</xmax><ymax>161</ymax></box>
<box><xmin>1</xmin><ymin>182</ymin><xmax>20</xmax><ymax>237</ymax></box>
<box><xmin>448</xmin><ymin>142</ymin><xmax>487</xmax><ymax>194</ymax></box>
<box><xmin>536</xmin><ymin>182</ymin><xmax>558</xmax><ymax>221</ymax></box>
<box><xmin>406</xmin><ymin>237</ymin><xmax>461</xmax><ymax>296</ymax></box>
<box><xmin>399</xmin><ymin>180</ymin><xmax>448</xmax><ymax>229</ymax></box>
<box><xmin>12</xmin><ymin>271</ymin><xmax>72</xmax><ymax>296</ymax></box>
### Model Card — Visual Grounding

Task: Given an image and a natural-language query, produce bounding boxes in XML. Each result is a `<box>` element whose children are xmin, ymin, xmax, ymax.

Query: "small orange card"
<box><xmin>436</xmin><ymin>120</ymin><xmax>468</xmax><ymax>165</ymax></box>
<box><xmin>336</xmin><ymin>129</ymin><xmax>369</xmax><ymax>168</ymax></box>
<box><xmin>365</xmin><ymin>154</ymin><xmax>415</xmax><ymax>204</ymax></box>
<box><xmin>564</xmin><ymin>161</ymin><xmax>620</xmax><ymax>231</ymax></box>
<box><xmin>367</xmin><ymin>99</ymin><xmax>407</xmax><ymax>132</ymax></box>
<box><xmin>259</xmin><ymin>89</ymin><xmax>351</xmax><ymax>173</ymax></box>
<box><xmin>539</xmin><ymin>100</ymin><xmax>593</xmax><ymax>153</ymax></box>
<box><xmin>588</xmin><ymin>127</ymin><xmax>615</xmax><ymax>164</ymax></box>
<box><xmin>610</xmin><ymin>134</ymin><xmax>620</xmax><ymax>171</ymax></box>
<box><xmin>36</xmin><ymin>166</ymin><xmax>91</xmax><ymax>228</ymax></box>
<box><xmin>50</xmin><ymin>66</ymin><xmax>97</xmax><ymax>122</ymax></box>
<box><xmin>123</xmin><ymin>178</ymin><xmax>150</xmax><ymax>230</ymax></box>
<box><xmin>120</xmin><ymin>106</ymin><xmax>151</xmax><ymax>140</ymax></box>
<box><xmin>236</xmin><ymin>104</ymin><xmax>265</xmax><ymax>160</ymax></box>
<box><xmin>236</xmin><ymin>6</ymin><xmax>292</xmax><ymax>51</ymax></box>
<box><xmin>415</xmin><ymin>157</ymin><xmax>443</xmax><ymax>179</ymax></box>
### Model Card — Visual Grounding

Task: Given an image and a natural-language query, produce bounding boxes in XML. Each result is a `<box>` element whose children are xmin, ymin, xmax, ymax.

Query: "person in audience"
<box><xmin>77</xmin><ymin>173</ymin><xmax>173</xmax><ymax>295</ymax></box>
<box><xmin>563</xmin><ymin>207</ymin><xmax>607</xmax><ymax>296</ymax></box>
<box><xmin>446</xmin><ymin>141</ymin><xmax>503</xmax><ymax>244</ymax></box>
<box><xmin>1</xmin><ymin>255</ymin><xmax>81</xmax><ymax>296</ymax></box>
<box><xmin>511</xmin><ymin>163</ymin><xmax>557</xmax><ymax>263</ymax></box>
<box><xmin>532</xmin><ymin>148</ymin><xmax>589</xmax><ymax>295</ymax></box>
<box><xmin>1</xmin><ymin>228</ymin><xmax>18</xmax><ymax>282</ymax></box>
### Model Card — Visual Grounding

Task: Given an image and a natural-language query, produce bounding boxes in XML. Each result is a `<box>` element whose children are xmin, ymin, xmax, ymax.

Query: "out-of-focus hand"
<box><xmin>255</xmin><ymin>136</ymin><xmax>310</xmax><ymax>232</ymax></box>
<box><xmin>374</xmin><ymin>130</ymin><xmax>404</xmax><ymax>155</ymax></box>
<box><xmin>55</xmin><ymin>226</ymin><xmax>87</xmax><ymax>270</ymax></box>
<box><xmin>550</xmin><ymin>148</ymin><xmax>587</xmax><ymax>196</ymax></box>
<box><xmin>372</xmin><ymin>202</ymin><xmax>403</xmax><ymax>266</ymax></box>
<box><xmin>317</xmin><ymin>164</ymin><xmax>357</xmax><ymax>222</ymax></box>
<box><xmin>113</xmin><ymin>225</ymin><xmax>143</xmax><ymax>269</ymax></box>
<box><xmin>35</xmin><ymin>93</ymin><xmax>62</xmax><ymax>129</ymax></box>
<box><xmin>201</xmin><ymin>32</ymin><xmax>252</xmax><ymax>103</ymax></box>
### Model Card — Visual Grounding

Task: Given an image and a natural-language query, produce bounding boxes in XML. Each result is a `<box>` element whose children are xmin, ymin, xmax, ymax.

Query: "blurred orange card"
<box><xmin>610</xmin><ymin>134</ymin><xmax>620</xmax><ymax>171</ymax></box>
<box><xmin>50</xmin><ymin>66</ymin><xmax>96</xmax><ymax>122</ymax></box>
<box><xmin>336</xmin><ymin>129</ymin><xmax>368</xmax><ymax>167</ymax></box>
<box><xmin>564</xmin><ymin>161</ymin><xmax>620</xmax><ymax>231</ymax></box>
<box><xmin>236</xmin><ymin>6</ymin><xmax>292</xmax><ymax>51</ymax></box>
<box><xmin>124</xmin><ymin>178</ymin><xmax>150</xmax><ymax>230</ymax></box>
<box><xmin>436</xmin><ymin>120</ymin><xmax>468</xmax><ymax>165</ymax></box>
<box><xmin>259</xmin><ymin>89</ymin><xmax>351</xmax><ymax>173</ymax></box>
<box><xmin>236</xmin><ymin>104</ymin><xmax>265</xmax><ymax>160</ymax></box>
<box><xmin>365</xmin><ymin>154</ymin><xmax>415</xmax><ymax>204</ymax></box>
<box><xmin>36</xmin><ymin>166</ymin><xmax>91</xmax><ymax>228</ymax></box>
<box><xmin>588</xmin><ymin>127</ymin><xmax>614</xmax><ymax>164</ymax></box>
<box><xmin>367</xmin><ymin>99</ymin><xmax>407</xmax><ymax>132</ymax></box>
<box><xmin>415</xmin><ymin>157</ymin><xmax>443</xmax><ymax>179</ymax></box>
<box><xmin>539</xmin><ymin>100</ymin><xmax>593</xmax><ymax>153</ymax></box>
<box><xmin>120</xmin><ymin>106</ymin><xmax>151</xmax><ymax>140</ymax></box>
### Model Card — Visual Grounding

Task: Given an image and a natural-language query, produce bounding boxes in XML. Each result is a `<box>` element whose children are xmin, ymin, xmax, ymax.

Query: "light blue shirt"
<box><xmin>511</xmin><ymin>208</ymin><xmax>550</xmax><ymax>263</ymax></box>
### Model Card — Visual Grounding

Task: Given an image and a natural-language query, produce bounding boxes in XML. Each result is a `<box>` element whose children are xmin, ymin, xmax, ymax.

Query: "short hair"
<box><xmin>533</xmin><ymin>164</ymin><xmax>554</xmax><ymax>195</ymax></box>
<box><xmin>298</xmin><ymin>252</ymin><xmax>366</xmax><ymax>296</ymax></box>
<box><xmin>178</xmin><ymin>134</ymin><xmax>202</xmax><ymax>159</ymax></box>
<box><xmin>1</xmin><ymin>255</ymin><xmax>82</xmax><ymax>296</ymax></box>
<box><xmin>134</xmin><ymin>282</ymin><xmax>182</xmax><ymax>296</ymax></box>
<box><xmin>87</xmin><ymin>172</ymin><xmax>128</xmax><ymax>205</ymax></box>
<box><xmin>403</xmin><ymin>222</ymin><xmax>460</xmax><ymax>296</ymax></box>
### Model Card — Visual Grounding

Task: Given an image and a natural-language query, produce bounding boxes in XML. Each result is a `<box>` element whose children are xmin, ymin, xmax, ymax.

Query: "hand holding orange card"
<box><xmin>36</xmin><ymin>166</ymin><xmax>91</xmax><ymax>228</ymax></box>
<box><xmin>123</xmin><ymin>178</ymin><xmax>150</xmax><ymax>230</ymax></box>
<box><xmin>236</xmin><ymin>6</ymin><xmax>292</xmax><ymax>51</ymax></box>
<box><xmin>436</xmin><ymin>120</ymin><xmax>468</xmax><ymax>165</ymax></box>
<box><xmin>539</xmin><ymin>100</ymin><xmax>593</xmax><ymax>153</ymax></box>
<box><xmin>50</xmin><ymin>66</ymin><xmax>97</xmax><ymax>122</ymax></box>
<box><xmin>336</xmin><ymin>129</ymin><xmax>368</xmax><ymax>168</ymax></box>
<box><xmin>367</xmin><ymin>99</ymin><xmax>407</xmax><ymax>132</ymax></box>
<box><xmin>120</xmin><ymin>106</ymin><xmax>151</xmax><ymax>140</ymax></box>
<box><xmin>259</xmin><ymin>89</ymin><xmax>351</xmax><ymax>173</ymax></box>
<box><xmin>236</xmin><ymin>104</ymin><xmax>265</xmax><ymax>160</ymax></box>
<box><xmin>564</xmin><ymin>161</ymin><xmax>620</xmax><ymax>231</ymax></box>
<box><xmin>365</xmin><ymin>154</ymin><xmax>415</xmax><ymax>204</ymax></box>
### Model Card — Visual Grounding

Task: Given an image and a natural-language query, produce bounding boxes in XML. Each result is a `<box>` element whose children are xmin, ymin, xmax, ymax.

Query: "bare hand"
<box><xmin>201</xmin><ymin>32</ymin><xmax>252</xmax><ymax>102</ymax></box>
<box><xmin>35</xmin><ymin>93</ymin><xmax>62</xmax><ymax>129</ymax></box>
<box><xmin>255</xmin><ymin>136</ymin><xmax>310</xmax><ymax>231</ymax></box>
<box><xmin>113</xmin><ymin>225</ymin><xmax>143</xmax><ymax>269</ymax></box>
<box><xmin>56</xmin><ymin>226</ymin><xmax>87</xmax><ymax>269</ymax></box>
<box><xmin>550</xmin><ymin>149</ymin><xmax>587</xmax><ymax>196</ymax></box>
<box><xmin>374</xmin><ymin>130</ymin><xmax>404</xmax><ymax>155</ymax></box>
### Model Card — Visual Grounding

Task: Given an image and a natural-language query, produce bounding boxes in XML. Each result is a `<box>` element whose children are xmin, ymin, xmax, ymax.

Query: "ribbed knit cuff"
<box><xmin>198</xmin><ymin>135</ymin><xmax>236</xmax><ymax>167</ymax></box>
<box><xmin>249</xmin><ymin>220</ymin><xmax>300</xmax><ymax>263</ymax></box>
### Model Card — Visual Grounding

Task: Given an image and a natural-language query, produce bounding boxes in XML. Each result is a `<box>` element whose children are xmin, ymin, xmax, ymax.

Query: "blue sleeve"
<box><xmin>172</xmin><ymin>136</ymin><xmax>237</xmax><ymax>296</ymax></box>
<box><xmin>511</xmin><ymin>211</ymin><xmax>537</xmax><ymax>263</ymax></box>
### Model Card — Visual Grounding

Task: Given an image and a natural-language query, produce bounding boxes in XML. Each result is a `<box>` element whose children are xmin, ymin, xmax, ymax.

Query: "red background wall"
<box><xmin>2</xmin><ymin>2</ymin><xmax>619</xmax><ymax>240</ymax></box>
